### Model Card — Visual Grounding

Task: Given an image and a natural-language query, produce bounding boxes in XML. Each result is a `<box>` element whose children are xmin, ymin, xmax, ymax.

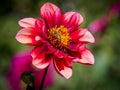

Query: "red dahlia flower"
<box><xmin>16</xmin><ymin>2</ymin><xmax>95</xmax><ymax>79</ymax></box>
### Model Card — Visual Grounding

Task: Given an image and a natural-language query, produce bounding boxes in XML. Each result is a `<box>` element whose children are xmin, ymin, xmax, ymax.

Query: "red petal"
<box><xmin>16</xmin><ymin>28</ymin><xmax>45</xmax><ymax>45</ymax></box>
<box><xmin>40</xmin><ymin>2</ymin><xmax>60</xmax><ymax>16</ymax></box>
<box><xmin>54</xmin><ymin>9</ymin><xmax>62</xmax><ymax>26</ymax></box>
<box><xmin>43</xmin><ymin>11</ymin><xmax>54</xmax><ymax>28</ymax></box>
<box><xmin>68</xmin><ymin>43</ymin><xmax>81</xmax><ymax>51</ymax></box>
<box><xmin>18</xmin><ymin>18</ymin><xmax>36</xmax><ymax>28</ymax></box>
<box><xmin>47</xmin><ymin>45</ymin><xmax>56</xmax><ymax>54</ymax></box>
<box><xmin>35</xmin><ymin>19</ymin><xmax>48</xmax><ymax>39</ymax></box>
<box><xmin>40</xmin><ymin>2</ymin><xmax>62</xmax><ymax>27</ymax></box>
<box><xmin>79</xmin><ymin>29</ymin><xmax>95</xmax><ymax>43</ymax></box>
<box><xmin>31</xmin><ymin>46</ymin><xmax>53</xmax><ymax>69</ymax></box>
<box><xmin>62</xmin><ymin>12</ymin><xmax>84</xmax><ymax>32</ymax></box>
<box><xmin>70</xmin><ymin>28</ymin><xmax>86</xmax><ymax>42</ymax></box>
<box><xmin>31</xmin><ymin>45</ymin><xmax>45</xmax><ymax>59</ymax></box>
<box><xmin>53</xmin><ymin>57</ymin><xmax>72</xmax><ymax>79</ymax></box>
<box><xmin>78</xmin><ymin>48</ymin><xmax>94</xmax><ymax>65</ymax></box>
<box><xmin>55</xmin><ymin>50</ymin><xmax>67</xmax><ymax>58</ymax></box>
<box><xmin>67</xmin><ymin>44</ymin><xmax>85</xmax><ymax>59</ymax></box>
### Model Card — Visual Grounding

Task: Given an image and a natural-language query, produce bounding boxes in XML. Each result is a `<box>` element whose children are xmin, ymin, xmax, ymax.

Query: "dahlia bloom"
<box><xmin>16</xmin><ymin>2</ymin><xmax>95</xmax><ymax>79</ymax></box>
<box><xmin>8</xmin><ymin>51</ymin><xmax>54</xmax><ymax>90</ymax></box>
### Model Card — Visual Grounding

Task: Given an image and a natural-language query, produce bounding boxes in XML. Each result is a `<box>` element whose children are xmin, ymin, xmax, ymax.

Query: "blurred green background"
<box><xmin>0</xmin><ymin>0</ymin><xmax>120</xmax><ymax>90</ymax></box>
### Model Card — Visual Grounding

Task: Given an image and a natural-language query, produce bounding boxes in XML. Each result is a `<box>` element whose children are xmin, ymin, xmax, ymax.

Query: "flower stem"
<box><xmin>39</xmin><ymin>66</ymin><xmax>49</xmax><ymax>90</ymax></box>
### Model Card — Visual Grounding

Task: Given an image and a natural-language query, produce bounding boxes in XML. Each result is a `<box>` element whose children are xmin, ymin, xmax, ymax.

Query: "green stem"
<box><xmin>39</xmin><ymin>66</ymin><xmax>49</xmax><ymax>90</ymax></box>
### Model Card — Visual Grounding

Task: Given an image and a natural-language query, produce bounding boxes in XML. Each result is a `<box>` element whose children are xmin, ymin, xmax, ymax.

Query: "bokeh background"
<box><xmin>0</xmin><ymin>0</ymin><xmax>120</xmax><ymax>90</ymax></box>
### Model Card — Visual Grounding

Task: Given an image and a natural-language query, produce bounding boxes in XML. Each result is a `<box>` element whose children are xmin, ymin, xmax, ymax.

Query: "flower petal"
<box><xmin>16</xmin><ymin>28</ymin><xmax>45</xmax><ymax>45</ymax></box>
<box><xmin>68</xmin><ymin>43</ymin><xmax>81</xmax><ymax>51</ymax></box>
<box><xmin>47</xmin><ymin>45</ymin><xmax>56</xmax><ymax>54</ymax></box>
<box><xmin>53</xmin><ymin>57</ymin><xmax>72</xmax><ymax>79</ymax></box>
<box><xmin>70</xmin><ymin>28</ymin><xmax>86</xmax><ymax>42</ymax></box>
<box><xmin>78</xmin><ymin>48</ymin><xmax>94</xmax><ymax>65</ymax></box>
<box><xmin>31</xmin><ymin>46</ymin><xmax>53</xmax><ymax>69</ymax></box>
<box><xmin>40</xmin><ymin>2</ymin><xmax>60</xmax><ymax>16</ymax></box>
<box><xmin>35</xmin><ymin>19</ymin><xmax>48</xmax><ymax>39</ymax></box>
<box><xmin>67</xmin><ymin>44</ymin><xmax>84</xmax><ymax>58</ymax></box>
<box><xmin>55</xmin><ymin>50</ymin><xmax>67</xmax><ymax>58</ymax></box>
<box><xmin>79</xmin><ymin>29</ymin><xmax>95</xmax><ymax>43</ymax></box>
<box><xmin>54</xmin><ymin>9</ymin><xmax>62</xmax><ymax>26</ymax></box>
<box><xmin>62</xmin><ymin>12</ymin><xmax>84</xmax><ymax>32</ymax></box>
<box><xmin>40</xmin><ymin>2</ymin><xmax>62</xmax><ymax>27</ymax></box>
<box><xmin>18</xmin><ymin>18</ymin><xmax>36</xmax><ymax>28</ymax></box>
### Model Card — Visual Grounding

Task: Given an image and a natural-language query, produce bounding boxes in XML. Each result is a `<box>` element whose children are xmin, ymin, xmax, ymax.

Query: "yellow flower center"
<box><xmin>48</xmin><ymin>25</ymin><xmax>70</xmax><ymax>49</ymax></box>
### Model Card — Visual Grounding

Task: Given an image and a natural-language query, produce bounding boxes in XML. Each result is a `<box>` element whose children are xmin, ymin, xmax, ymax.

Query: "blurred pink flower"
<box><xmin>88</xmin><ymin>0</ymin><xmax>120</xmax><ymax>43</ymax></box>
<box><xmin>88</xmin><ymin>16</ymin><xmax>109</xmax><ymax>34</ymax></box>
<box><xmin>109</xmin><ymin>0</ymin><xmax>120</xmax><ymax>16</ymax></box>
<box><xmin>8</xmin><ymin>50</ymin><xmax>54</xmax><ymax>90</ymax></box>
<box><xmin>16</xmin><ymin>2</ymin><xmax>95</xmax><ymax>79</ymax></box>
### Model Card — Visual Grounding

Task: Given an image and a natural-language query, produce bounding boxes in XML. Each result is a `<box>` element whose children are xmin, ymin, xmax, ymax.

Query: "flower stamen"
<box><xmin>48</xmin><ymin>25</ymin><xmax>70</xmax><ymax>49</ymax></box>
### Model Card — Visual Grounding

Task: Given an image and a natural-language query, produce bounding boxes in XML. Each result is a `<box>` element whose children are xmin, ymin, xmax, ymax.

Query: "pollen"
<box><xmin>48</xmin><ymin>25</ymin><xmax>70</xmax><ymax>49</ymax></box>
